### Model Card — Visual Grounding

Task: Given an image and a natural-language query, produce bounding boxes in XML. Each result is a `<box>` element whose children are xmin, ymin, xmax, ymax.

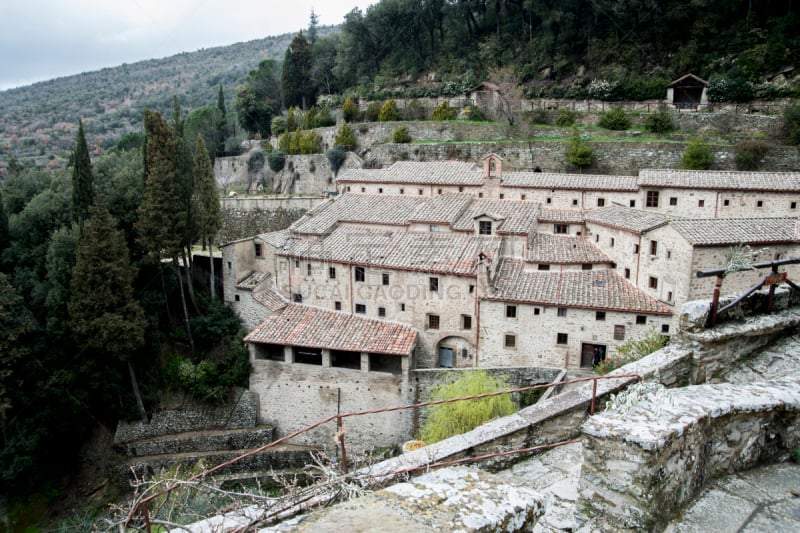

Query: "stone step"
<box><xmin>115</xmin><ymin>425</ymin><xmax>275</xmax><ymax>457</ymax></box>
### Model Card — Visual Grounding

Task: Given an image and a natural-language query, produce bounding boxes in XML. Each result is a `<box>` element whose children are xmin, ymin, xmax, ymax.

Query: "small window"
<box><xmin>698</xmin><ymin>199</ymin><xmax>705</xmax><ymax>207</ymax></box>
<box><xmin>596</xmin><ymin>311</ymin><xmax>606</xmax><ymax>321</ymax></box>
<box><xmin>378</xmin><ymin>306</ymin><xmax>386</xmax><ymax>318</ymax></box>
<box><xmin>649</xmin><ymin>276</ymin><xmax>659</xmax><ymax>289</ymax></box>
<box><xmin>437</xmin><ymin>188</ymin><xmax>443</xmax><ymax>194</ymax></box>
<box><xmin>355</xmin><ymin>303</ymin><xmax>366</xmax><ymax>314</ymax></box>
<box><xmin>506</xmin><ymin>305</ymin><xmax>517</xmax><ymax>318</ymax></box>
<box><xmin>610</xmin><ymin>237</ymin><xmax>615</xmax><ymax>247</ymax></box>
<box><xmin>361</xmin><ymin>187</ymin><xmax>366</xmax><ymax>193</ymax></box>
<box><xmin>595</xmin><ymin>234</ymin><xmax>600</xmax><ymax>243</ymax></box>
<box><xmin>582</xmin><ymin>263</ymin><xmax>592</xmax><ymax>270</ymax></box>
<box><xmin>661</xmin><ymin>324</ymin><xmax>670</xmax><ymax>334</ymax></box>
<box><xmin>650</xmin><ymin>240</ymin><xmax>658</xmax><ymax>256</ymax></box>
<box><xmin>521</xmin><ymin>194</ymin><xmax>526</xmax><ymax>200</ymax></box>
<box><xmin>429</xmin><ymin>277</ymin><xmax>439</xmax><ymax>292</ymax></box>
<box><xmin>646</xmin><ymin>191</ymin><xmax>659</xmax><ymax>208</ymax></box>
<box><xmin>400</xmin><ymin>188</ymin><xmax>404</xmax><ymax>194</ymax></box>
<box><xmin>430</xmin><ymin>224</ymin><xmax>439</xmax><ymax>232</ymax></box>
<box><xmin>227</xmin><ymin>261</ymin><xmax>232</xmax><ymax>269</ymax></box>
<box><xmin>355</xmin><ymin>266</ymin><xmax>365</xmax><ymax>282</ymax></box>
<box><xmin>756</xmin><ymin>200</ymin><xmax>763</xmax><ymax>207</ymax></box>
<box><xmin>335</xmin><ymin>301</ymin><xmax>341</xmax><ymax>311</ymax></box>
<box><xmin>499</xmin><ymin>193</ymin><xmax>505</xmax><ymax>199</ymax></box>
<box><xmin>346</xmin><ymin>186</ymin><xmax>351</xmax><ymax>192</ymax></box>
<box><xmin>234</xmin><ymin>294</ymin><xmax>240</xmax><ymax>301</ymax></box>
<box><xmin>614</xmin><ymin>325</ymin><xmax>625</xmax><ymax>340</ymax></box>
<box><xmin>624</xmin><ymin>268</ymin><xmax>631</xmax><ymax>279</ymax></box>
<box><xmin>307</xmin><ymin>263</ymin><xmax>312</xmax><ymax>276</ymax></box>
<box><xmin>667</xmin><ymin>291</ymin><xmax>673</xmax><ymax>302</ymax></box>
<box><xmin>428</xmin><ymin>314</ymin><xmax>440</xmax><ymax>329</ymax></box>
<box><xmin>479</xmin><ymin>220</ymin><xmax>493</xmax><ymax>235</ymax></box>
<box><xmin>329</xmin><ymin>266</ymin><xmax>336</xmax><ymax>279</ymax></box>
<box><xmin>479</xmin><ymin>192</ymin><xmax>484</xmax><ymax>198</ymax></box>
<box><xmin>382</xmin><ymin>272</ymin><xmax>390</xmax><ymax>285</ymax></box>
<box><xmin>469</xmin><ymin>285</ymin><xmax>475</xmax><ymax>294</ymax></box>
<box><xmin>636</xmin><ymin>315</ymin><xmax>647</xmax><ymax>325</ymax></box>
<box><xmin>504</xmin><ymin>334</ymin><xmax>517</xmax><ymax>348</ymax></box>
<box><xmin>791</xmin><ymin>201</ymin><xmax>797</xmax><ymax>209</ymax></box>
<box><xmin>534</xmin><ymin>307</ymin><xmax>540</xmax><ymax>315</ymax></box>
<box><xmin>254</xmin><ymin>243</ymin><xmax>263</xmax><ymax>257</ymax></box>
<box><xmin>634</xmin><ymin>244</ymin><xmax>639</xmax><ymax>254</ymax></box>
<box><xmin>557</xmin><ymin>307</ymin><xmax>567</xmax><ymax>317</ymax></box>
<box><xmin>400</xmin><ymin>303</ymin><xmax>406</xmax><ymax>311</ymax></box>
<box><xmin>546</xmin><ymin>197</ymin><xmax>552</xmax><ymax>204</ymax></box>
<box><xmin>669</xmin><ymin>197</ymin><xmax>677</xmax><ymax>206</ymax></box>
<box><xmin>462</xmin><ymin>315</ymin><xmax>472</xmax><ymax>330</ymax></box>
<box><xmin>538</xmin><ymin>264</ymin><xmax>551</xmax><ymax>271</ymax></box>
<box><xmin>630</xmin><ymin>200</ymin><xmax>636</xmax><ymax>207</ymax></box>
<box><xmin>723</xmin><ymin>199</ymin><xmax>730</xmax><ymax>206</ymax></box>
<box><xmin>292</xmin><ymin>293</ymin><xmax>303</xmax><ymax>303</ymax></box>
<box><xmin>597</xmin><ymin>198</ymin><xmax>606</xmax><ymax>207</ymax></box>
<box><xmin>418</xmin><ymin>189</ymin><xmax>423</xmax><ymax>195</ymax></box>
<box><xmin>572</xmin><ymin>199</ymin><xmax>578</xmax><ymax>206</ymax></box>
<box><xmin>378</xmin><ymin>187</ymin><xmax>383</xmax><ymax>194</ymax></box>
<box><xmin>295</xmin><ymin>259</ymin><xmax>300</xmax><ymax>268</ymax></box>
<box><xmin>554</xmin><ymin>224</ymin><xmax>569</xmax><ymax>234</ymax></box>
<box><xmin>556</xmin><ymin>333</ymin><xmax>568</xmax><ymax>345</ymax></box>
<box><xmin>459</xmin><ymin>186</ymin><xmax>464</xmax><ymax>192</ymax></box>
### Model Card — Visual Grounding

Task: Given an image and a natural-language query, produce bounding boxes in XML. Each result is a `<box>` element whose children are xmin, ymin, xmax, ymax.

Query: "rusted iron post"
<box><xmin>707</xmin><ymin>274</ymin><xmax>724</xmax><ymax>327</ymax></box>
<box><xmin>337</xmin><ymin>415</ymin><xmax>349</xmax><ymax>474</ymax></box>
<box><xmin>591</xmin><ymin>377</ymin><xmax>598</xmax><ymax>415</ymax></box>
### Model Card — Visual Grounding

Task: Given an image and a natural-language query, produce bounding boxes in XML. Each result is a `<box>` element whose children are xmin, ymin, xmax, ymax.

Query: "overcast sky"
<box><xmin>0</xmin><ymin>0</ymin><xmax>375</xmax><ymax>91</ymax></box>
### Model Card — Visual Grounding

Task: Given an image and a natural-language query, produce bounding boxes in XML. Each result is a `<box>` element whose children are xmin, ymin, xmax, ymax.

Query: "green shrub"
<box><xmin>267</xmin><ymin>150</ymin><xmax>286</xmax><ymax>172</ymax></box>
<box><xmin>365</xmin><ymin>101</ymin><xmax>382</xmax><ymax>122</ymax></box>
<box><xmin>595</xmin><ymin>327</ymin><xmax>668</xmax><ymax>375</ymax></box>
<box><xmin>379</xmin><ymin>99</ymin><xmax>401</xmax><ymax>121</ymax></box>
<box><xmin>270</xmin><ymin>116</ymin><xmax>287</xmax><ymax>136</ymax></box>
<box><xmin>326</xmin><ymin>145</ymin><xmax>347</xmax><ymax>175</ymax></box>
<box><xmin>392</xmin><ymin>126</ymin><xmax>411</xmax><ymax>143</ymax></box>
<box><xmin>680</xmin><ymin>137</ymin><xmax>714</xmax><ymax>170</ymax></box>
<box><xmin>555</xmin><ymin>108</ymin><xmax>578</xmax><ymax>127</ymax></box>
<box><xmin>525</xmin><ymin>108</ymin><xmax>550</xmax><ymax>125</ymax></box>
<box><xmin>565</xmin><ymin>128</ymin><xmax>594</xmax><ymax>169</ymax></box>
<box><xmin>420</xmin><ymin>370</ymin><xmax>516</xmax><ymax>444</ymax></box>
<box><xmin>432</xmin><ymin>101</ymin><xmax>457</xmax><ymax>121</ymax></box>
<box><xmin>707</xmin><ymin>74</ymin><xmax>755</xmax><ymax>102</ymax></box>
<box><xmin>598</xmin><ymin>106</ymin><xmax>631</xmax><ymax>130</ymax></box>
<box><xmin>734</xmin><ymin>140</ymin><xmax>772</xmax><ymax>170</ymax></box>
<box><xmin>405</xmin><ymin>98</ymin><xmax>426</xmax><ymax>120</ymax></box>
<box><xmin>246</xmin><ymin>150</ymin><xmax>265</xmax><ymax>173</ymax></box>
<box><xmin>642</xmin><ymin>109</ymin><xmax>674</xmax><ymax>133</ymax></box>
<box><xmin>303</xmin><ymin>106</ymin><xmax>317</xmax><ymax>129</ymax></box>
<box><xmin>314</xmin><ymin>105</ymin><xmax>336</xmax><ymax>127</ymax></box>
<box><xmin>286</xmin><ymin>106</ymin><xmax>300</xmax><ymax>131</ymax></box>
<box><xmin>342</xmin><ymin>97</ymin><xmax>361</xmax><ymax>122</ymax></box>
<box><xmin>782</xmin><ymin>104</ymin><xmax>800</xmax><ymax>146</ymax></box>
<box><xmin>334</xmin><ymin>123</ymin><xmax>357</xmax><ymax>151</ymax></box>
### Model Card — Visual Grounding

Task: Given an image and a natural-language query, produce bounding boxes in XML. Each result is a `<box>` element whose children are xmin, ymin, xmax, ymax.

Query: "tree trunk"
<box><xmin>208</xmin><ymin>237</ymin><xmax>216</xmax><ymax>301</ymax></box>
<box><xmin>159</xmin><ymin>264</ymin><xmax>175</xmax><ymax>325</ymax></box>
<box><xmin>128</xmin><ymin>360</ymin><xmax>148</xmax><ymax>423</ymax></box>
<box><xmin>173</xmin><ymin>259</ymin><xmax>195</xmax><ymax>355</ymax></box>
<box><xmin>181</xmin><ymin>248</ymin><xmax>199</xmax><ymax>314</ymax></box>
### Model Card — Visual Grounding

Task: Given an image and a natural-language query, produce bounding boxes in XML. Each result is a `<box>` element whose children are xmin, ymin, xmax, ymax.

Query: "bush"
<box><xmin>392</xmin><ymin>126</ymin><xmax>411</xmax><ymax>143</ymax></box>
<box><xmin>680</xmin><ymin>137</ymin><xmax>714</xmax><ymax>170</ymax></box>
<box><xmin>595</xmin><ymin>327</ymin><xmax>668</xmax><ymax>375</ymax></box>
<box><xmin>420</xmin><ymin>370</ymin><xmax>516</xmax><ymax>444</ymax></box>
<box><xmin>525</xmin><ymin>108</ymin><xmax>550</xmax><ymax>125</ymax></box>
<box><xmin>598</xmin><ymin>106</ymin><xmax>631</xmax><ymax>130</ymax></box>
<box><xmin>365</xmin><ymin>101</ymin><xmax>382</xmax><ymax>122</ymax></box>
<box><xmin>378</xmin><ymin>99</ymin><xmax>401</xmax><ymax>121</ymax></box>
<box><xmin>267</xmin><ymin>150</ymin><xmax>286</xmax><ymax>172</ymax></box>
<box><xmin>405</xmin><ymin>98</ymin><xmax>426</xmax><ymax>120</ymax></box>
<box><xmin>326</xmin><ymin>145</ymin><xmax>347</xmax><ymax>175</ymax></box>
<box><xmin>270</xmin><ymin>116</ymin><xmax>287</xmax><ymax>136</ymax></box>
<box><xmin>707</xmin><ymin>74</ymin><xmax>755</xmax><ymax>102</ymax></box>
<box><xmin>432</xmin><ymin>101</ymin><xmax>457</xmax><ymax>121</ymax></box>
<box><xmin>247</xmin><ymin>150</ymin><xmax>265</xmax><ymax>173</ymax></box>
<box><xmin>565</xmin><ymin>128</ymin><xmax>594</xmax><ymax>169</ymax></box>
<box><xmin>286</xmin><ymin>106</ymin><xmax>300</xmax><ymax>131</ymax></box>
<box><xmin>587</xmin><ymin>79</ymin><xmax>622</xmax><ymax>101</ymax></box>
<box><xmin>734</xmin><ymin>140</ymin><xmax>772</xmax><ymax>170</ymax></box>
<box><xmin>314</xmin><ymin>105</ymin><xmax>336</xmax><ymax>127</ymax></box>
<box><xmin>642</xmin><ymin>109</ymin><xmax>674</xmax><ymax>133</ymax></box>
<box><xmin>342</xmin><ymin>97</ymin><xmax>360</xmax><ymax>122</ymax></box>
<box><xmin>303</xmin><ymin>106</ymin><xmax>317</xmax><ymax>129</ymax></box>
<box><xmin>555</xmin><ymin>108</ymin><xmax>578</xmax><ymax>127</ymax></box>
<box><xmin>782</xmin><ymin>104</ymin><xmax>800</xmax><ymax>146</ymax></box>
<box><xmin>334</xmin><ymin>123</ymin><xmax>357</xmax><ymax>151</ymax></box>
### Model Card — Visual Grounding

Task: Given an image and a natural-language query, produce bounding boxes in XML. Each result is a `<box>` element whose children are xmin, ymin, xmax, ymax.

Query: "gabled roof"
<box><xmin>408</xmin><ymin>193</ymin><xmax>474</xmax><ymax>225</ymax></box>
<box><xmin>668</xmin><ymin>73</ymin><xmax>708</xmax><ymax>88</ymax></box>
<box><xmin>500</xmin><ymin>172</ymin><xmax>639</xmax><ymax>191</ymax></box>
<box><xmin>670</xmin><ymin>217</ymin><xmax>800</xmax><ymax>246</ymax></box>
<box><xmin>486</xmin><ymin>260</ymin><xmax>672</xmax><ymax>315</ymax></box>
<box><xmin>257</xmin><ymin>229</ymin><xmax>292</xmax><ymax>248</ymax></box>
<box><xmin>584</xmin><ymin>206</ymin><xmax>670</xmax><ymax>233</ymax></box>
<box><xmin>638</xmin><ymin>169</ymin><xmax>800</xmax><ymax>192</ymax></box>
<box><xmin>289</xmin><ymin>194</ymin><xmax>427</xmax><ymax>235</ymax></box>
<box><xmin>236</xmin><ymin>271</ymin><xmax>270</xmax><ymax>291</ymax></box>
<box><xmin>336</xmin><ymin>161</ymin><xmax>484</xmax><ymax>186</ymax></box>
<box><xmin>538</xmin><ymin>208</ymin><xmax>585</xmax><ymax>224</ymax></box>
<box><xmin>451</xmin><ymin>198</ymin><xmax>540</xmax><ymax>234</ymax></box>
<box><xmin>244</xmin><ymin>304</ymin><xmax>417</xmax><ymax>356</ymax></box>
<box><xmin>253</xmin><ymin>287</ymin><xmax>289</xmax><ymax>312</ymax></box>
<box><xmin>528</xmin><ymin>234</ymin><xmax>611</xmax><ymax>264</ymax></box>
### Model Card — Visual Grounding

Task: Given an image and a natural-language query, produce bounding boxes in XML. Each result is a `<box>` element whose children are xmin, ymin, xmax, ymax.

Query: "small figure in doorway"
<box><xmin>592</xmin><ymin>347</ymin><xmax>602</xmax><ymax>366</ymax></box>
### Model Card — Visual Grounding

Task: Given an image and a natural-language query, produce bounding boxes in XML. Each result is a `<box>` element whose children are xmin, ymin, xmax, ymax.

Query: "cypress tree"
<box><xmin>69</xmin><ymin>202</ymin><xmax>148</xmax><ymax>421</ymax></box>
<box><xmin>216</xmin><ymin>84</ymin><xmax>228</xmax><ymax>156</ymax></box>
<box><xmin>281</xmin><ymin>32</ymin><xmax>314</xmax><ymax>109</ymax></box>
<box><xmin>217</xmin><ymin>84</ymin><xmax>227</xmax><ymax>117</ymax></box>
<box><xmin>71</xmin><ymin>120</ymin><xmax>94</xmax><ymax>224</ymax></box>
<box><xmin>192</xmin><ymin>136</ymin><xmax>221</xmax><ymax>299</ymax></box>
<box><xmin>0</xmin><ymin>189</ymin><xmax>9</xmax><ymax>256</ymax></box>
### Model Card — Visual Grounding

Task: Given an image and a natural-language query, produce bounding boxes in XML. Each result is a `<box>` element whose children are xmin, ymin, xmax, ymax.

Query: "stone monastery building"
<box><xmin>222</xmin><ymin>155</ymin><xmax>800</xmax><ymax>444</ymax></box>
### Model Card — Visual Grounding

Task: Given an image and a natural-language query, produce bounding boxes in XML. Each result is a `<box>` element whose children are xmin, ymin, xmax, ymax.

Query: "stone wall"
<box><xmin>579</xmin><ymin>377</ymin><xmax>800</xmax><ymax>530</ymax></box>
<box><xmin>218</xmin><ymin>202</ymin><xmax>310</xmax><ymax>244</ymax></box>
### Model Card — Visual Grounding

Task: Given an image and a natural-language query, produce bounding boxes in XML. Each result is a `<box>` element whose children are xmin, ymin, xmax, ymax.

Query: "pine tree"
<box><xmin>0</xmin><ymin>189</ymin><xmax>9</xmax><ymax>257</ymax></box>
<box><xmin>192</xmin><ymin>136</ymin><xmax>221</xmax><ymax>299</ymax></box>
<box><xmin>71</xmin><ymin>120</ymin><xmax>94</xmax><ymax>224</ymax></box>
<box><xmin>281</xmin><ymin>32</ymin><xmax>314</xmax><ymax>109</ymax></box>
<box><xmin>217</xmin><ymin>84</ymin><xmax>227</xmax><ymax>117</ymax></box>
<box><xmin>0</xmin><ymin>273</ymin><xmax>33</xmax><ymax>425</ymax></box>
<box><xmin>69</xmin><ymin>202</ymin><xmax>148</xmax><ymax>421</ymax></box>
<box><xmin>216</xmin><ymin>84</ymin><xmax>228</xmax><ymax>155</ymax></box>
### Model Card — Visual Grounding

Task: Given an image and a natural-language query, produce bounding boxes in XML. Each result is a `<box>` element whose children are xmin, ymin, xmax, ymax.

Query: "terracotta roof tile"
<box><xmin>670</xmin><ymin>217</ymin><xmax>800</xmax><ymax>246</ymax></box>
<box><xmin>452</xmin><ymin>198</ymin><xmax>540</xmax><ymax>234</ymax></box>
<box><xmin>638</xmin><ymin>169</ymin><xmax>800</xmax><ymax>191</ymax></box>
<box><xmin>538</xmin><ymin>208</ymin><xmax>585</xmax><ymax>223</ymax></box>
<box><xmin>408</xmin><ymin>193</ymin><xmax>474</xmax><ymax>224</ymax></box>
<box><xmin>252</xmin><ymin>287</ymin><xmax>289</xmax><ymax>312</ymax></box>
<box><xmin>584</xmin><ymin>206</ymin><xmax>671</xmax><ymax>233</ymax></box>
<box><xmin>501</xmin><ymin>172</ymin><xmax>639</xmax><ymax>191</ymax></box>
<box><xmin>244</xmin><ymin>304</ymin><xmax>417</xmax><ymax>356</ymax></box>
<box><xmin>527</xmin><ymin>234</ymin><xmax>611</xmax><ymax>264</ymax></box>
<box><xmin>289</xmin><ymin>194</ymin><xmax>427</xmax><ymax>235</ymax></box>
<box><xmin>257</xmin><ymin>229</ymin><xmax>292</xmax><ymax>248</ymax></box>
<box><xmin>487</xmin><ymin>259</ymin><xmax>672</xmax><ymax>315</ymax></box>
<box><xmin>336</xmin><ymin>161</ymin><xmax>484</xmax><ymax>185</ymax></box>
<box><xmin>236</xmin><ymin>271</ymin><xmax>270</xmax><ymax>291</ymax></box>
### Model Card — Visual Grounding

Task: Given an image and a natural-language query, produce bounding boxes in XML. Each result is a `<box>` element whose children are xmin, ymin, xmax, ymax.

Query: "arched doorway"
<box><xmin>437</xmin><ymin>336</ymin><xmax>476</xmax><ymax>368</ymax></box>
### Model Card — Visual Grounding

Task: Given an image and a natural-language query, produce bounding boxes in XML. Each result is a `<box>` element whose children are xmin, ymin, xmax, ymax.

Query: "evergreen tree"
<box><xmin>69</xmin><ymin>202</ymin><xmax>148</xmax><ymax>421</ymax></box>
<box><xmin>281</xmin><ymin>32</ymin><xmax>314</xmax><ymax>109</ymax></box>
<box><xmin>236</xmin><ymin>59</ymin><xmax>281</xmax><ymax>138</ymax></box>
<box><xmin>217</xmin><ymin>84</ymin><xmax>227</xmax><ymax>117</ymax></box>
<box><xmin>71</xmin><ymin>120</ymin><xmax>94</xmax><ymax>224</ymax></box>
<box><xmin>192</xmin><ymin>136</ymin><xmax>221</xmax><ymax>300</ymax></box>
<box><xmin>308</xmin><ymin>8</ymin><xmax>319</xmax><ymax>45</ymax></box>
<box><xmin>0</xmin><ymin>273</ymin><xmax>33</xmax><ymax>425</ymax></box>
<box><xmin>0</xmin><ymin>189</ymin><xmax>9</xmax><ymax>258</ymax></box>
<box><xmin>216</xmin><ymin>84</ymin><xmax>228</xmax><ymax>155</ymax></box>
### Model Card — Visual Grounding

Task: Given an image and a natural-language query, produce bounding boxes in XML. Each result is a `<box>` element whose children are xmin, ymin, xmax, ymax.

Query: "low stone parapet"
<box><xmin>116</xmin><ymin>426</ymin><xmax>275</xmax><ymax>457</ymax></box>
<box><xmin>578</xmin><ymin>377</ymin><xmax>800</xmax><ymax>530</ymax></box>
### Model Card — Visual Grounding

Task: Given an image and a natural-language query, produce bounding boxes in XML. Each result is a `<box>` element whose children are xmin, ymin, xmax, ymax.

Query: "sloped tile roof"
<box><xmin>408</xmin><ymin>193</ymin><xmax>474</xmax><ymax>224</ymax></box>
<box><xmin>336</xmin><ymin>161</ymin><xmax>484</xmax><ymax>185</ymax></box>
<box><xmin>452</xmin><ymin>198</ymin><xmax>540</xmax><ymax>234</ymax></box>
<box><xmin>638</xmin><ymin>169</ymin><xmax>800</xmax><ymax>191</ymax></box>
<box><xmin>538</xmin><ymin>208</ymin><xmax>585</xmax><ymax>223</ymax></box>
<box><xmin>280</xmin><ymin>228</ymin><xmax>502</xmax><ymax>276</ymax></box>
<box><xmin>244</xmin><ymin>304</ymin><xmax>417</xmax><ymax>356</ymax></box>
<box><xmin>528</xmin><ymin>234</ymin><xmax>611</xmax><ymax>264</ymax></box>
<box><xmin>257</xmin><ymin>229</ymin><xmax>292</xmax><ymax>248</ymax></box>
<box><xmin>487</xmin><ymin>260</ymin><xmax>672</xmax><ymax>314</ymax></box>
<box><xmin>501</xmin><ymin>172</ymin><xmax>639</xmax><ymax>191</ymax></box>
<box><xmin>670</xmin><ymin>217</ymin><xmax>800</xmax><ymax>246</ymax></box>
<box><xmin>289</xmin><ymin>194</ymin><xmax>427</xmax><ymax>235</ymax></box>
<box><xmin>253</xmin><ymin>287</ymin><xmax>289</xmax><ymax>312</ymax></box>
<box><xmin>584</xmin><ymin>206</ymin><xmax>670</xmax><ymax>233</ymax></box>
<box><xmin>236</xmin><ymin>271</ymin><xmax>270</xmax><ymax>291</ymax></box>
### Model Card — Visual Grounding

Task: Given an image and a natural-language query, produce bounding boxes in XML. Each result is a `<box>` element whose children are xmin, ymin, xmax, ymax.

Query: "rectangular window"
<box><xmin>723</xmin><ymin>199</ymin><xmax>730</xmax><ymax>206</ymax></box>
<box><xmin>636</xmin><ymin>315</ymin><xmax>647</xmax><ymax>325</ymax></box>
<box><xmin>630</xmin><ymin>200</ymin><xmax>636</xmax><ymax>207</ymax></box>
<box><xmin>227</xmin><ymin>261</ymin><xmax>232</xmax><ymax>270</ymax></box>
<box><xmin>399</xmin><ymin>188</ymin><xmax>404</xmax><ymax>194</ymax></box>
<box><xmin>234</xmin><ymin>294</ymin><xmax>240</xmax><ymax>301</ymax></box>
<box><xmin>307</xmin><ymin>263</ymin><xmax>312</xmax><ymax>276</ymax></box>
<box><xmin>504</xmin><ymin>334</ymin><xmax>517</xmax><ymax>348</ymax></box>
<box><xmin>418</xmin><ymin>189</ymin><xmax>423</xmax><ymax>195</ymax></box>
<box><xmin>361</xmin><ymin>187</ymin><xmax>365</xmax><ymax>193</ymax></box>
<box><xmin>499</xmin><ymin>193</ymin><xmax>505</xmax><ymax>199</ymax></box>
<box><xmin>521</xmin><ymin>194</ymin><xmax>526</xmax><ymax>200</ymax></box>
<box><xmin>355</xmin><ymin>303</ymin><xmax>366</xmax><ymax>314</ymax></box>
<box><xmin>556</xmin><ymin>333</ymin><xmax>568</xmax><ymax>345</ymax></box>
<box><xmin>430</xmin><ymin>225</ymin><xmax>439</xmax><ymax>232</ymax></box>
<box><xmin>667</xmin><ymin>291</ymin><xmax>673</xmax><ymax>302</ymax></box>
<box><xmin>757</xmin><ymin>200</ymin><xmax>764</xmax><ymax>207</ymax></box>
<box><xmin>534</xmin><ymin>308</ymin><xmax>540</xmax><ymax>315</ymax></box>
<box><xmin>469</xmin><ymin>285</ymin><xmax>475</xmax><ymax>294</ymax></box>
<box><xmin>254</xmin><ymin>243</ymin><xmax>263</xmax><ymax>257</ymax></box>
<box><xmin>650</xmin><ymin>240</ymin><xmax>658</xmax><ymax>255</ymax></box>
<box><xmin>462</xmin><ymin>315</ymin><xmax>472</xmax><ymax>330</ymax></box>
<box><xmin>378</xmin><ymin>187</ymin><xmax>383</xmax><ymax>194</ymax></box>
<box><xmin>646</xmin><ymin>190</ymin><xmax>659</xmax><ymax>208</ymax></box>
<box><xmin>557</xmin><ymin>307</ymin><xmax>567</xmax><ymax>317</ymax></box>
<box><xmin>661</xmin><ymin>324</ymin><xmax>670</xmax><ymax>334</ymax></box>
<box><xmin>538</xmin><ymin>264</ymin><xmax>551</xmax><ymax>271</ymax></box>
<box><xmin>792</xmin><ymin>202</ymin><xmax>797</xmax><ymax>209</ymax></box>
<box><xmin>582</xmin><ymin>263</ymin><xmax>593</xmax><ymax>270</ymax></box>
<box><xmin>610</xmin><ymin>237</ymin><xmax>615</xmax><ymax>247</ymax></box>
<box><xmin>437</xmin><ymin>188</ymin><xmax>443</xmax><ymax>194</ymax></box>
<box><xmin>595</xmin><ymin>234</ymin><xmax>600</xmax><ymax>243</ymax></box>
<box><xmin>428</xmin><ymin>314</ymin><xmax>440</xmax><ymax>329</ymax></box>
<box><xmin>546</xmin><ymin>197</ymin><xmax>552</xmax><ymax>204</ymax></box>
<box><xmin>479</xmin><ymin>192</ymin><xmax>484</xmax><ymax>198</ymax></box>
<box><xmin>328</xmin><ymin>266</ymin><xmax>336</xmax><ymax>279</ymax></box>
<box><xmin>596</xmin><ymin>311</ymin><xmax>606</xmax><ymax>321</ymax></box>
<box><xmin>295</xmin><ymin>259</ymin><xmax>300</xmax><ymax>268</ymax></box>
<box><xmin>335</xmin><ymin>301</ymin><xmax>341</xmax><ymax>311</ymax></box>
<box><xmin>506</xmin><ymin>305</ymin><xmax>517</xmax><ymax>318</ymax></box>
<box><xmin>292</xmin><ymin>293</ymin><xmax>303</xmax><ymax>303</ymax></box>
<box><xmin>698</xmin><ymin>199</ymin><xmax>705</xmax><ymax>207</ymax></box>
<box><xmin>346</xmin><ymin>186</ymin><xmax>351</xmax><ymax>192</ymax></box>
<box><xmin>382</xmin><ymin>272</ymin><xmax>390</xmax><ymax>285</ymax></box>
<box><xmin>355</xmin><ymin>266</ymin><xmax>365</xmax><ymax>282</ymax></box>
<box><xmin>634</xmin><ymin>244</ymin><xmax>639</xmax><ymax>254</ymax></box>
<box><xmin>479</xmin><ymin>220</ymin><xmax>493</xmax><ymax>235</ymax></box>
<box><xmin>597</xmin><ymin>198</ymin><xmax>606</xmax><ymax>207</ymax></box>
<box><xmin>378</xmin><ymin>306</ymin><xmax>386</xmax><ymax>318</ymax></box>
<box><xmin>614</xmin><ymin>325</ymin><xmax>625</xmax><ymax>340</ymax></box>
<box><xmin>649</xmin><ymin>276</ymin><xmax>659</xmax><ymax>289</ymax></box>
<box><xmin>669</xmin><ymin>197</ymin><xmax>678</xmax><ymax>206</ymax></box>
<box><xmin>400</xmin><ymin>303</ymin><xmax>406</xmax><ymax>312</ymax></box>
<box><xmin>459</xmin><ymin>186</ymin><xmax>464</xmax><ymax>192</ymax></box>
<box><xmin>429</xmin><ymin>277</ymin><xmax>439</xmax><ymax>292</ymax></box>
<box><xmin>624</xmin><ymin>268</ymin><xmax>631</xmax><ymax>279</ymax></box>
<box><xmin>554</xmin><ymin>224</ymin><xmax>569</xmax><ymax>234</ymax></box>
